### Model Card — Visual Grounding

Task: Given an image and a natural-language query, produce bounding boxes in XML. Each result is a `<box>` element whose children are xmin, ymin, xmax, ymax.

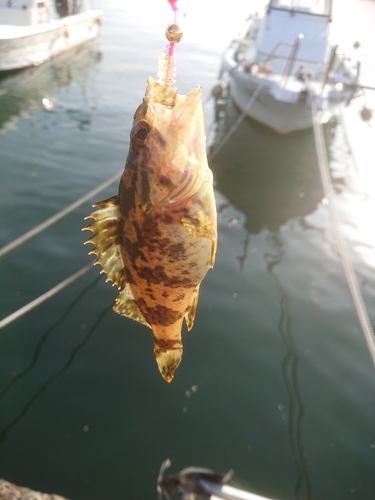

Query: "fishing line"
<box><xmin>0</xmin><ymin>171</ymin><xmax>121</xmax><ymax>258</ymax></box>
<box><xmin>0</xmin><ymin>263</ymin><xmax>93</xmax><ymax>330</ymax></box>
<box><xmin>306</xmin><ymin>78</ymin><xmax>375</xmax><ymax>370</ymax></box>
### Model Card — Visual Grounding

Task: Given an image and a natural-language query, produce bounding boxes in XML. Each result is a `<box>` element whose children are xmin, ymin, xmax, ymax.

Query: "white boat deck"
<box><xmin>0</xmin><ymin>10</ymin><xmax>102</xmax><ymax>40</ymax></box>
<box><xmin>0</xmin><ymin>1</ymin><xmax>102</xmax><ymax>71</ymax></box>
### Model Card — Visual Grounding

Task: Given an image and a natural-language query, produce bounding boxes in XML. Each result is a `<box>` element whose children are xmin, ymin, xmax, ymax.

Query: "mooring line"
<box><xmin>0</xmin><ymin>263</ymin><xmax>93</xmax><ymax>330</ymax></box>
<box><xmin>208</xmin><ymin>84</ymin><xmax>263</xmax><ymax>161</ymax></box>
<box><xmin>0</xmin><ymin>171</ymin><xmax>121</xmax><ymax>259</ymax></box>
<box><xmin>308</xmin><ymin>83</ymin><xmax>375</xmax><ymax>370</ymax></box>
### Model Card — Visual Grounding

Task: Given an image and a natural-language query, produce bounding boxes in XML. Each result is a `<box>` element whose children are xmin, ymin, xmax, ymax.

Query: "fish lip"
<box><xmin>174</xmin><ymin>86</ymin><xmax>202</xmax><ymax>121</ymax></box>
<box><xmin>146</xmin><ymin>76</ymin><xmax>178</xmax><ymax>107</ymax></box>
<box><xmin>145</xmin><ymin>76</ymin><xmax>202</xmax><ymax>115</ymax></box>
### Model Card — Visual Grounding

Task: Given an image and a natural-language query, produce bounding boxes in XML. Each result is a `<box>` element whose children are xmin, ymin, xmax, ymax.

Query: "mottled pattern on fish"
<box><xmin>84</xmin><ymin>77</ymin><xmax>217</xmax><ymax>382</ymax></box>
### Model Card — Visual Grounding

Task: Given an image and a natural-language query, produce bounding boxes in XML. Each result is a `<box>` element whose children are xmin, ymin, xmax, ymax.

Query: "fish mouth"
<box><xmin>145</xmin><ymin>76</ymin><xmax>202</xmax><ymax>115</ymax></box>
<box><xmin>146</xmin><ymin>76</ymin><xmax>178</xmax><ymax>107</ymax></box>
<box><xmin>154</xmin><ymin>347</ymin><xmax>183</xmax><ymax>383</ymax></box>
<box><xmin>174</xmin><ymin>85</ymin><xmax>202</xmax><ymax>124</ymax></box>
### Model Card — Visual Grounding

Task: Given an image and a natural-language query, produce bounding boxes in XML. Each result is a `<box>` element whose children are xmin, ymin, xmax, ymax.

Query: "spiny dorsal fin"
<box><xmin>114</xmin><ymin>285</ymin><xmax>150</xmax><ymax>328</ymax></box>
<box><xmin>83</xmin><ymin>196</ymin><xmax>127</xmax><ymax>290</ymax></box>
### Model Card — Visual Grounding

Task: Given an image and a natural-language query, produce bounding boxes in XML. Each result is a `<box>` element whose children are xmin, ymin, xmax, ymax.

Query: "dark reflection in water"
<box><xmin>210</xmin><ymin>99</ymin><xmax>324</xmax><ymax>235</ymax></box>
<box><xmin>265</xmin><ymin>232</ymin><xmax>312</xmax><ymax>500</ymax></box>
<box><xmin>0</xmin><ymin>42</ymin><xmax>102</xmax><ymax>133</ymax></box>
<box><xmin>209</xmin><ymin>97</ymin><xmax>329</xmax><ymax>499</ymax></box>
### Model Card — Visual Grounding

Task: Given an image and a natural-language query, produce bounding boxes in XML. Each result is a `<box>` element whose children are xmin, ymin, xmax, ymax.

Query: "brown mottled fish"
<box><xmin>83</xmin><ymin>76</ymin><xmax>217</xmax><ymax>382</ymax></box>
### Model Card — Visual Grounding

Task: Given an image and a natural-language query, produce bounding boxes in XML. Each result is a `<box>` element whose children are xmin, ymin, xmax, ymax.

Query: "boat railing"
<box><xmin>256</xmin><ymin>35</ymin><xmax>326</xmax><ymax>83</ymax></box>
<box><xmin>254</xmin><ymin>36</ymin><xmax>357</xmax><ymax>90</ymax></box>
<box><xmin>321</xmin><ymin>44</ymin><xmax>337</xmax><ymax>92</ymax></box>
<box><xmin>282</xmin><ymin>33</ymin><xmax>303</xmax><ymax>82</ymax></box>
<box><xmin>259</xmin><ymin>40</ymin><xmax>293</xmax><ymax>67</ymax></box>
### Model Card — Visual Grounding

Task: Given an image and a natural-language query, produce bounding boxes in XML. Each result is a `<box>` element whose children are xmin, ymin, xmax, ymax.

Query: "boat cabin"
<box><xmin>0</xmin><ymin>0</ymin><xmax>86</xmax><ymax>26</ymax></box>
<box><xmin>255</xmin><ymin>0</ymin><xmax>333</xmax><ymax>74</ymax></box>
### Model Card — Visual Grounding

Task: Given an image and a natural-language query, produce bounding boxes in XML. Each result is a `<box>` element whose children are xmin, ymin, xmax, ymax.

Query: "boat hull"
<box><xmin>229</xmin><ymin>74</ymin><xmax>317</xmax><ymax>134</ymax></box>
<box><xmin>0</xmin><ymin>11</ymin><xmax>102</xmax><ymax>72</ymax></box>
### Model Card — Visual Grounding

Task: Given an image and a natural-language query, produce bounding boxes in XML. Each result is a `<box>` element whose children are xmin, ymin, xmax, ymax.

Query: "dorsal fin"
<box><xmin>83</xmin><ymin>196</ymin><xmax>127</xmax><ymax>290</ymax></box>
<box><xmin>114</xmin><ymin>284</ymin><xmax>150</xmax><ymax>328</ymax></box>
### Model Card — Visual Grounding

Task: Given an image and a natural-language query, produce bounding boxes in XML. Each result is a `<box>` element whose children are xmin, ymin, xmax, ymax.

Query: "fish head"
<box><xmin>130</xmin><ymin>77</ymin><xmax>207</xmax><ymax>211</ymax></box>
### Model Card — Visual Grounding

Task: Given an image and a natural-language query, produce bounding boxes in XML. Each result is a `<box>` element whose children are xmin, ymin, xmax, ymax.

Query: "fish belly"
<box><xmin>120</xmin><ymin>202</ymin><xmax>211</xmax><ymax>345</ymax></box>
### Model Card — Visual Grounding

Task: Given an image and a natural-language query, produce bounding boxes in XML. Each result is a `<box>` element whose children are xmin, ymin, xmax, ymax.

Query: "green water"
<box><xmin>0</xmin><ymin>1</ymin><xmax>375</xmax><ymax>499</ymax></box>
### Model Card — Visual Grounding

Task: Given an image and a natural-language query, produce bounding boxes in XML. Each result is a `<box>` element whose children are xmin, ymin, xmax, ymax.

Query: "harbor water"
<box><xmin>0</xmin><ymin>1</ymin><xmax>374</xmax><ymax>499</ymax></box>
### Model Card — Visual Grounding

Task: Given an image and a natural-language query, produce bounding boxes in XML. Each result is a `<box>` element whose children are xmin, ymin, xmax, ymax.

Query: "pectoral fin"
<box><xmin>181</xmin><ymin>213</ymin><xmax>217</xmax><ymax>240</ymax></box>
<box><xmin>83</xmin><ymin>196</ymin><xmax>127</xmax><ymax>290</ymax></box>
<box><xmin>181</xmin><ymin>213</ymin><xmax>217</xmax><ymax>267</ymax></box>
<box><xmin>114</xmin><ymin>285</ymin><xmax>151</xmax><ymax>328</ymax></box>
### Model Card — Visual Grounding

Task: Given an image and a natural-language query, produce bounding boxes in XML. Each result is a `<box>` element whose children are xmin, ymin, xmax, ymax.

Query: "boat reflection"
<box><xmin>0</xmin><ymin>41</ymin><xmax>101</xmax><ymax>133</ymax></box>
<box><xmin>208</xmin><ymin>97</ymin><xmax>329</xmax><ymax>500</ymax></box>
<box><xmin>209</xmin><ymin>97</ymin><xmax>324</xmax><ymax>235</ymax></box>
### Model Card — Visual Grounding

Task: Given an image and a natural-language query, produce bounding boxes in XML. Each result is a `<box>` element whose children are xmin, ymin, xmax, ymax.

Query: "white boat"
<box><xmin>0</xmin><ymin>0</ymin><xmax>102</xmax><ymax>72</ymax></box>
<box><xmin>219</xmin><ymin>0</ymin><xmax>361</xmax><ymax>134</ymax></box>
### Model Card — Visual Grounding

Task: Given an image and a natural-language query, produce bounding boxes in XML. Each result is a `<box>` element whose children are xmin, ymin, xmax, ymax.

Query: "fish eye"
<box><xmin>137</xmin><ymin>128</ymin><xmax>148</xmax><ymax>141</ymax></box>
<box><xmin>131</xmin><ymin>120</ymin><xmax>150</xmax><ymax>146</ymax></box>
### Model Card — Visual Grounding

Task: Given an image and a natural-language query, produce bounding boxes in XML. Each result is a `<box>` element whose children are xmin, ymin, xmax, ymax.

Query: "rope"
<box><xmin>307</xmin><ymin>81</ymin><xmax>375</xmax><ymax>370</ymax></box>
<box><xmin>0</xmin><ymin>171</ymin><xmax>121</xmax><ymax>258</ymax></box>
<box><xmin>208</xmin><ymin>85</ymin><xmax>263</xmax><ymax>161</ymax></box>
<box><xmin>0</xmin><ymin>263</ymin><xmax>93</xmax><ymax>330</ymax></box>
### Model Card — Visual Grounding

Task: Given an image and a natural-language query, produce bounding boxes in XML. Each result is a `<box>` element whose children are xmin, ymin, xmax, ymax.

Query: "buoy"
<box><xmin>360</xmin><ymin>107</ymin><xmax>372</xmax><ymax>121</ymax></box>
<box><xmin>211</xmin><ymin>83</ymin><xmax>223</xmax><ymax>98</ymax></box>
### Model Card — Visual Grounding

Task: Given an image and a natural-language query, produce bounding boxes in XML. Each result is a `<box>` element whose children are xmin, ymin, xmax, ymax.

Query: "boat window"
<box><xmin>55</xmin><ymin>0</ymin><xmax>83</xmax><ymax>17</ymax></box>
<box><xmin>269</xmin><ymin>0</ymin><xmax>332</xmax><ymax>16</ymax></box>
<box><xmin>37</xmin><ymin>2</ymin><xmax>45</xmax><ymax>7</ymax></box>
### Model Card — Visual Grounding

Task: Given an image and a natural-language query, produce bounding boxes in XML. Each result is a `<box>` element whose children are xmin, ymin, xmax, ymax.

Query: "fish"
<box><xmin>83</xmin><ymin>76</ymin><xmax>217</xmax><ymax>382</ymax></box>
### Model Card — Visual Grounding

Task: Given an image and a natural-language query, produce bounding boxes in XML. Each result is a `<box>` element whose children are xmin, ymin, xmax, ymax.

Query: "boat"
<box><xmin>219</xmin><ymin>0</ymin><xmax>361</xmax><ymax>134</ymax></box>
<box><xmin>0</xmin><ymin>0</ymin><xmax>102</xmax><ymax>72</ymax></box>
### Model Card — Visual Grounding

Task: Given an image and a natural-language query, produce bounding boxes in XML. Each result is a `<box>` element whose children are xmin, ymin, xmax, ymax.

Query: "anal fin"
<box><xmin>210</xmin><ymin>238</ymin><xmax>217</xmax><ymax>268</ymax></box>
<box><xmin>114</xmin><ymin>284</ymin><xmax>151</xmax><ymax>328</ymax></box>
<box><xmin>184</xmin><ymin>286</ymin><xmax>200</xmax><ymax>331</ymax></box>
